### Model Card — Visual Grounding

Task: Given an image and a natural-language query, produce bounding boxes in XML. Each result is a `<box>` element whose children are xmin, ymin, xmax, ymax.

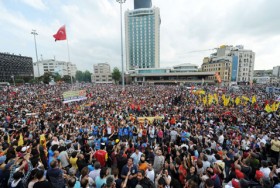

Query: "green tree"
<box><xmin>39</xmin><ymin>72</ymin><xmax>52</xmax><ymax>84</ymax></box>
<box><xmin>253</xmin><ymin>79</ymin><xmax>257</xmax><ymax>84</ymax></box>
<box><xmin>112</xmin><ymin>67</ymin><xmax>121</xmax><ymax>84</ymax></box>
<box><xmin>75</xmin><ymin>70</ymin><xmax>84</xmax><ymax>82</ymax></box>
<box><xmin>84</xmin><ymin>70</ymin><xmax>92</xmax><ymax>82</ymax></box>
<box><xmin>62</xmin><ymin>75</ymin><xmax>72</xmax><ymax>83</ymax></box>
<box><xmin>53</xmin><ymin>72</ymin><xmax>62</xmax><ymax>82</ymax></box>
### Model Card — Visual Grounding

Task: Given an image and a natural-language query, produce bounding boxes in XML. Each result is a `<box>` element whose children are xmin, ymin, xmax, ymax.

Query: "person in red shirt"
<box><xmin>94</xmin><ymin>143</ymin><xmax>108</xmax><ymax>167</ymax></box>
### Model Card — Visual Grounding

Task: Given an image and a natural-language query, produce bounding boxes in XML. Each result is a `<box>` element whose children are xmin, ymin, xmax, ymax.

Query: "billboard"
<box><xmin>63</xmin><ymin>90</ymin><xmax>87</xmax><ymax>103</ymax></box>
<box><xmin>231</xmin><ymin>55</ymin><xmax>238</xmax><ymax>82</ymax></box>
<box><xmin>134</xmin><ymin>0</ymin><xmax>152</xmax><ymax>9</ymax></box>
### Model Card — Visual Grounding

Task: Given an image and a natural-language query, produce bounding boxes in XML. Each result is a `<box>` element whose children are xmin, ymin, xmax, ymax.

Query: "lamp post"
<box><xmin>116</xmin><ymin>0</ymin><xmax>126</xmax><ymax>90</ymax></box>
<box><xmin>31</xmin><ymin>30</ymin><xmax>39</xmax><ymax>78</ymax></box>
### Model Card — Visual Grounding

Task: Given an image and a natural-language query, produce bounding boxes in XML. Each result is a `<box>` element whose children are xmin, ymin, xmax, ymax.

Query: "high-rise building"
<box><xmin>134</xmin><ymin>0</ymin><xmax>152</xmax><ymax>9</ymax></box>
<box><xmin>202</xmin><ymin>45</ymin><xmax>255</xmax><ymax>85</ymax></box>
<box><xmin>33</xmin><ymin>59</ymin><xmax>77</xmax><ymax>78</ymax></box>
<box><xmin>0</xmin><ymin>52</ymin><xmax>33</xmax><ymax>82</ymax></box>
<box><xmin>125</xmin><ymin>7</ymin><xmax>160</xmax><ymax>70</ymax></box>
<box><xmin>92</xmin><ymin>63</ymin><xmax>113</xmax><ymax>83</ymax></box>
<box><xmin>273</xmin><ymin>66</ymin><xmax>280</xmax><ymax>78</ymax></box>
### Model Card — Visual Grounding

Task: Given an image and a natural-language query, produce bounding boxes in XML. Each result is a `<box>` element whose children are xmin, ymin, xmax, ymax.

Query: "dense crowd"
<box><xmin>0</xmin><ymin>83</ymin><xmax>279</xmax><ymax>188</ymax></box>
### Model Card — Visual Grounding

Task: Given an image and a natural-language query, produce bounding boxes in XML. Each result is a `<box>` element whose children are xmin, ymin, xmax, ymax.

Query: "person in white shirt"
<box><xmin>259</xmin><ymin>160</ymin><xmax>271</xmax><ymax>178</ymax></box>
<box><xmin>170</xmin><ymin>128</ymin><xmax>178</xmax><ymax>143</ymax></box>
<box><xmin>130</xmin><ymin>148</ymin><xmax>143</xmax><ymax>166</ymax></box>
<box><xmin>51</xmin><ymin>136</ymin><xmax>60</xmax><ymax>146</ymax></box>
<box><xmin>145</xmin><ymin>162</ymin><xmax>155</xmax><ymax>183</ymax></box>
<box><xmin>218</xmin><ymin>132</ymin><xmax>224</xmax><ymax>145</ymax></box>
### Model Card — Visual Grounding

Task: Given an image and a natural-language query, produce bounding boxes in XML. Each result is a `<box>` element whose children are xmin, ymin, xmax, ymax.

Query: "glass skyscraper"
<box><xmin>125</xmin><ymin>7</ymin><xmax>160</xmax><ymax>70</ymax></box>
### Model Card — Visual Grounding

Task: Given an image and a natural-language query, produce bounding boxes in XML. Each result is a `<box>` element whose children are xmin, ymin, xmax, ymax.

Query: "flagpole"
<box><xmin>66</xmin><ymin>30</ymin><xmax>73</xmax><ymax>87</ymax></box>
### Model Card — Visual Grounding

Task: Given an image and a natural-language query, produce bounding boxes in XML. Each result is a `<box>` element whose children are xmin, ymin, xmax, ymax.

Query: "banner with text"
<box><xmin>63</xmin><ymin>90</ymin><xmax>87</xmax><ymax>103</ymax></box>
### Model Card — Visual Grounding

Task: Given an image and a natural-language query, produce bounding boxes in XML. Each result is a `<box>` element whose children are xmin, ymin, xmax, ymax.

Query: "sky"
<box><xmin>0</xmin><ymin>0</ymin><xmax>280</xmax><ymax>72</ymax></box>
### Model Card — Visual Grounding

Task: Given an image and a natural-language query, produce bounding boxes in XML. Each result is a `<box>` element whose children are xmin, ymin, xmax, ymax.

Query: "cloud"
<box><xmin>20</xmin><ymin>0</ymin><xmax>47</xmax><ymax>10</ymax></box>
<box><xmin>0</xmin><ymin>0</ymin><xmax>279</xmax><ymax>72</ymax></box>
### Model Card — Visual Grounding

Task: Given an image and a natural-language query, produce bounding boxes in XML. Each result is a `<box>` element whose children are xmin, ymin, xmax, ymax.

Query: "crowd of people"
<box><xmin>0</xmin><ymin>83</ymin><xmax>279</xmax><ymax>188</ymax></box>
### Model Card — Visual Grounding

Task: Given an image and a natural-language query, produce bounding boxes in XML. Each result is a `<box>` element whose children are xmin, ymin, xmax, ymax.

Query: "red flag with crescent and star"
<box><xmin>53</xmin><ymin>25</ymin><xmax>67</xmax><ymax>41</ymax></box>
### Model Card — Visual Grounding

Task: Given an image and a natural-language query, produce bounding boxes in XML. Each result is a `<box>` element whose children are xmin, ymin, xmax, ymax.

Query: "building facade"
<box><xmin>172</xmin><ymin>63</ymin><xmax>198</xmax><ymax>72</ymax></box>
<box><xmin>273</xmin><ymin>66</ymin><xmax>280</xmax><ymax>78</ymax></box>
<box><xmin>134</xmin><ymin>0</ymin><xmax>152</xmax><ymax>9</ymax></box>
<box><xmin>125</xmin><ymin>7</ymin><xmax>160</xmax><ymax>70</ymax></box>
<box><xmin>33</xmin><ymin>59</ymin><xmax>77</xmax><ymax>78</ymax></box>
<box><xmin>0</xmin><ymin>52</ymin><xmax>33</xmax><ymax>82</ymax></box>
<box><xmin>202</xmin><ymin>45</ymin><xmax>255</xmax><ymax>85</ymax></box>
<box><xmin>92</xmin><ymin>63</ymin><xmax>113</xmax><ymax>83</ymax></box>
<box><xmin>129</xmin><ymin>66</ymin><xmax>215</xmax><ymax>85</ymax></box>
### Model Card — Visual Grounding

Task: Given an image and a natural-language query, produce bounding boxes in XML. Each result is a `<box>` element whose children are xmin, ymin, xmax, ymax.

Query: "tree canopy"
<box><xmin>75</xmin><ymin>70</ymin><xmax>92</xmax><ymax>82</ymax></box>
<box><xmin>112</xmin><ymin>67</ymin><xmax>121</xmax><ymax>84</ymax></box>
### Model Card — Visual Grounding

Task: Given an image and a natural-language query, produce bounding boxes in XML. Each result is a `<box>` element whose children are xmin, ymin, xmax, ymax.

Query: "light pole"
<box><xmin>116</xmin><ymin>0</ymin><xmax>126</xmax><ymax>90</ymax></box>
<box><xmin>31</xmin><ymin>30</ymin><xmax>39</xmax><ymax>78</ymax></box>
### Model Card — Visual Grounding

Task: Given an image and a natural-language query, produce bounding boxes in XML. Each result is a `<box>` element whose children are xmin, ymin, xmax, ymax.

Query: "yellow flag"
<box><xmin>276</xmin><ymin>102</ymin><xmax>280</xmax><ymax>111</ymax></box>
<box><xmin>203</xmin><ymin>96</ymin><xmax>207</xmax><ymax>105</ymax></box>
<box><xmin>200</xmin><ymin>90</ymin><xmax>206</xmax><ymax>95</ymax></box>
<box><xmin>208</xmin><ymin>94</ymin><xmax>213</xmax><ymax>105</ymax></box>
<box><xmin>40</xmin><ymin>134</ymin><xmax>47</xmax><ymax>148</ymax></box>
<box><xmin>18</xmin><ymin>133</ymin><xmax>24</xmax><ymax>146</ymax></box>
<box><xmin>242</xmin><ymin>96</ymin><xmax>250</xmax><ymax>101</ymax></box>
<box><xmin>226</xmin><ymin>97</ymin><xmax>230</xmax><ymax>106</ymax></box>
<box><xmin>223</xmin><ymin>97</ymin><xmax>230</xmax><ymax>106</ymax></box>
<box><xmin>214</xmin><ymin>93</ymin><xmax>219</xmax><ymax>103</ymax></box>
<box><xmin>271</xmin><ymin>102</ymin><xmax>276</xmax><ymax>112</ymax></box>
<box><xmin>265</xmin><ymin>104</ymin><xmax>272</xmax><ymax>113</ymax></box>
<box><xmin>252</xmin><ymin>95</ymin><xmax>257</xmax><ymax>104</ymax></box>
<box><xmin>222</xmin><ymin>94</ymin><xmax>225</xmax><ymax>101</ymax></box>
<box><xmin>235</xmin><ymin>97</ymin><xmax>240</xmax><ymax>105</ymax></box>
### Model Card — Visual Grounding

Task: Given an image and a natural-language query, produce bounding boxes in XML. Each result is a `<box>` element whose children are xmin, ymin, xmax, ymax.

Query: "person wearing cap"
<box><xmin>94</xmin><ymin>143</ymin><xmax>108</xmax><ymax>168</ymax></box>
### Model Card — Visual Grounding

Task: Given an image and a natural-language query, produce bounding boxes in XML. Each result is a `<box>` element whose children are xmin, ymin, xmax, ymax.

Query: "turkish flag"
<box><xmin>53</xmin><ymin>25</ymin><xmax>67</xmax><ymax>41</ymax></box>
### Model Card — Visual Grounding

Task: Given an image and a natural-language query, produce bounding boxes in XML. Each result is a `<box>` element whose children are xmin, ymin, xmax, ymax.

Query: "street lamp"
<box><xmin>116</xmin><ymin>0</ymin><xmax>126</xmax><ymax>90</ymax></box>
<box><xmin>31</xmin><ymin>29</ymin><xmax>39</xmax><ymax>78</ymax></box>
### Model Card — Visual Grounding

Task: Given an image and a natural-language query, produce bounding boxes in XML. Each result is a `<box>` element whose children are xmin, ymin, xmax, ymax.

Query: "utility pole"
<box><xmin>116</xmin><ymin>0</ymin><xmax>126</xmax><ymax>90</ymax></box>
